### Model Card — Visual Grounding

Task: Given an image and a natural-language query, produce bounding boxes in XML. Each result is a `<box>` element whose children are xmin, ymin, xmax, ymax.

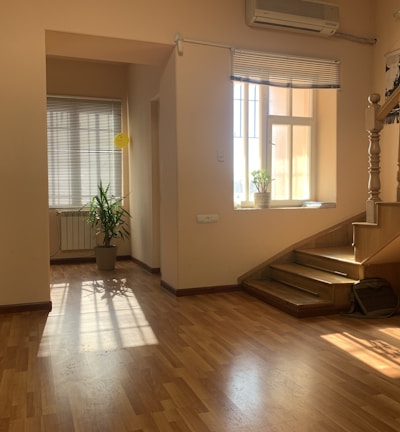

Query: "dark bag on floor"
<box><xmin>344</xmin><ymin>278</ymin><xmax>399</xmax><ymax>318</ymax></box>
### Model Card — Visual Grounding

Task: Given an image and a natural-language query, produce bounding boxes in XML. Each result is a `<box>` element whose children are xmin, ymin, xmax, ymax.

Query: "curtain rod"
<box><xmin>334</xmin><ymin>31</ymin><xmax>377</xmax><ymax>45</ymax></box>
<box><xmin>174</xmin><ymin>31</ymin><xmax>377</xmax><ymax>56</ymax></box>
<box><xmin>174</xmin><ymin>33</ymin><xmax>231</xmax><ymax>55</ymax></box>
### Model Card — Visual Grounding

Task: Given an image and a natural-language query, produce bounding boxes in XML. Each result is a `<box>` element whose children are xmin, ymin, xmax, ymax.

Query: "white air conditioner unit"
<box><xmin>245</xmin><ymin>0</ymin><xmax>339</xmax><ymax>37</ymax></box>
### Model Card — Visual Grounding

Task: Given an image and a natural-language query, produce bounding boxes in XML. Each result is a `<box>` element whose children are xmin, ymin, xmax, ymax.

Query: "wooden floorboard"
<box><xmin>1</xmin><ymin>260</ymin><xmax>400</xmax><ymax>431</ymax></box>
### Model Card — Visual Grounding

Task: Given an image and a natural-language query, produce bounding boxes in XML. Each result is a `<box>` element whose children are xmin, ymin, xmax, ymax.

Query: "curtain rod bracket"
<box><xmin>175</xmin><ymin>33</ymin><xmax>184</xmax><ymax>56</ymax></box>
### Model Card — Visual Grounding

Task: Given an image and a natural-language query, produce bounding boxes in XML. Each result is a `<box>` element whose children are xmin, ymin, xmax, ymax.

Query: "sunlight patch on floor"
<box><xmin>49</xmin><ymin>282</ymin><xmax>71</xmax><ymax>316</ymax></box>
<box><xmin>379</xmin><ymin>327</ymin><xmax>400</xmax><ymax>340</ymax></box>
<box><xmin>38</xmin><ymin>279</ymin><xmax>158</xmax><ymax>356</ymax></box>
<box><xmin>321</xmin><ymin>331</ymin><xmax>400</xmax><ymax>378</ymax></box>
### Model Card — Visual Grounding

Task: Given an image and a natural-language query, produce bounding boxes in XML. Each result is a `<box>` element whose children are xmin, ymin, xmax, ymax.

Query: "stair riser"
<box><xmin>294</xmin><ymin>252</ymin><xmax>363</xmax><ymax>280</ymax></box>
<box><xmin>270</xmin><ymin>268</ymin><xmax>352</xmax><ymax>305</ymax></box>
<box><xmin>243</xmin><ymin>284</ymin><xmax>343</xmax><ymax>318</ymax></box>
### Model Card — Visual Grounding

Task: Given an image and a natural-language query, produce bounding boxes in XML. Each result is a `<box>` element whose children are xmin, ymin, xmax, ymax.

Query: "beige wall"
<box><xmin>1</xmin><ymin>4</ymin><xmax>49</xmax><ymax>306</ymax></box>
<box><xmin>128</xmin><ymin>64</ymin><xmax>161</xmax><ymax>269</ymax></box>
<box><xmin>162</xmin><ymin>1</ymin><xmax>376</xmax><ymax>289</ymax></box>
<box><xmin>159</xmin><ymin>54</ymin><xmax>179</xmax><ymax>287</ymax></box>
<box><xmin>46</xmin><ymin>58</ymin><xmax>128</xmax><ymax>98</ymax></box>
<box><xmin>1</xmin><ymin>0</ymin><xmax>382</xmax><ymax>306</ymax></box>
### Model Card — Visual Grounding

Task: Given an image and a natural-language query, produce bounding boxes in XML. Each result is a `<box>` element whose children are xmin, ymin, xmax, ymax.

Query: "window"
<box><xmin>269</xmin><ymin>85</ymin><xmax>315</xmax><ymax>204</ymax></box>
<box><xmin>47</xmin><ymin>97</ymin><xmax>122</xmax><ymax>208</ymax></box>
<box><xmin>231</xmin><ymin>49</ymin><xmax>340</xmax><ymax>208</ymax></box>
<box><xmin>234</xmin><ymin>83</ymin><xmax>315</xmax><ymax>206</ymax></box>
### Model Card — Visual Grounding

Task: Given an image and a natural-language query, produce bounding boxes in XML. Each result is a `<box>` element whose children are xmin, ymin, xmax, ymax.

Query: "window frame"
<box><xmin>266</xmin><ymin>86</ymin><xmax>317</xmax><ymax>207</ymax></box>
<box><xmin>233</xmin><ymin>82</ymin><xmax>318</xmax><ymax>208</ymax></box>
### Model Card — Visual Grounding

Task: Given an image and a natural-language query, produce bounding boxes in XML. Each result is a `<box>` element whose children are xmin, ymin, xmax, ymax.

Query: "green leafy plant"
<box><xmin>85</xmin><ymin>182</ymin><xmax>131</xmax><ymax>247</ymax></box>
<box><xmin>251</xmin><ymin>169</ymin><xmax>273</xmax><ymax>193</ymax></box>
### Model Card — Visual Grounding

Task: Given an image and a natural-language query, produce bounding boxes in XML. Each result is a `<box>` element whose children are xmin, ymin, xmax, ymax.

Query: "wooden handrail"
<box><xmin>376</xmin><ymin>85</ymin><xmax>400</xmax><ymax>121</ymax></box>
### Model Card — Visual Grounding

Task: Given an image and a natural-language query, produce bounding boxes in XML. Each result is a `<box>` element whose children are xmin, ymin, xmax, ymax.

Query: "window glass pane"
<box><xmin>271</xmin><ymin>124</ymin><xmax>291</xmax><ymax>200</ymax></box>
<box><xmin>233</xmin><ymin>83</ymin><xmax>245</xmax><ymax>204</ymax></box>
<box><xmin>233</xmin><ymin>82</ymin><xmax>262</xmax><ymax>204</ymax></box>
<box><xmin>248</xmin><ymin>84</ymin><xmax>259</xmax><ymax>137</ymax></box>
<box><xmin>248</xmin><ymin>137</ymin><xmax>261</xmax><ymax>197</ymax></box>
<box><xmin>233</xmin><ymin>83</ymin><xmax>244</xmax><ymax>138</ymax></box>
<box><xmin>292</xmin><ymin>126</ymin><xmax>311</xmax><ymax>200</ymax></box>
<box><xmin>293</xmin><ymin>88</ymin><xmax>312</xmax><ymax>117</ymax></box>
<box><xmin>234</xmin><ymin>137</ymin><xmax>246</xmax><ymax>204</ymax></box>
<box><xmin>269</xmin><ymin>86</ymin><xmax>289</xmax><ymax>116</ymax></box>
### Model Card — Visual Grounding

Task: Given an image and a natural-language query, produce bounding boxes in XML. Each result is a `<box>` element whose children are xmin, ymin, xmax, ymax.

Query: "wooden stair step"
<box><xmin>242</xmin><ymin>280</ymin><xmax>343</xmax><ymax>318</ymax></box>
<box><xmin>271</xmin><ymin>262</ymin><xmax>357</xmax><ymax>284</ymax></box>
<box><xmin>270</xmin><ymin>262</ymin><xmax>356</xmax><ymax>290</ymax></box>
<box><xmin>297</xmin><ymin>246</ymin><xmax>357</xmax><ymax>262</ymax></box>
<box><xmin>294</xmin><ymin>246</ymin><xmax>363</xmax><ymax>280</ymax></box>
<box><xmin>270</xmin><ymin>262</ymin><xmax>355</xmax><ymax>304</ymax></box>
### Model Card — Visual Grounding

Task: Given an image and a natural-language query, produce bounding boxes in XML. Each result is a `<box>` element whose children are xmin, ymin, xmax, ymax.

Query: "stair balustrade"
<box><xmin>366</xmin><ymin>86</ymin><xmax>400</xmax><ymax>222</ymax></box>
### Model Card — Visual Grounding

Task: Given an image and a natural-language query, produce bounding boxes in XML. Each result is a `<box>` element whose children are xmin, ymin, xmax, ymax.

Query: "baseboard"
<box><xmin>51</xmin><ymin>256</ymin><xmax>95</xmax><ymax>265</ymax></box>
<box><xmin>50</xmin><ymin>255</ymin><xmax>132</xmax><ymax>265</ymax></box>
<box><xmin>161</xmin><ymin>280</ymin><xmax>240</xmax><ymax>296</ymax></box>
<box><xmin>50</xmin><ymin>255</ymin><xmax>160</xmax><ymax>274</ymax></box>
<box><xmin>0</xmin><ymin>301</ymin><xmax>52</xmax><ymax>314</ymax></box>
<box><xmin>130</xmin><ymin>257</ymin><xmax>161</xmax><ymax>274</ymax></box>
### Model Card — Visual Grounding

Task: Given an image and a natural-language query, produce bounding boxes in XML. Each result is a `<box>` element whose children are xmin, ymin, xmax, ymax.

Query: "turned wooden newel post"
<box><xmin>365</xmin><ymin>93</ymin><xmax>383</xmax><ymax>223</ymax></box>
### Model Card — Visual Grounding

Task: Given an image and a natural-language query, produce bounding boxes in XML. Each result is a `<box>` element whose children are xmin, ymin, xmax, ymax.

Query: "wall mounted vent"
<box><xmin>245</xmin><ymin>0</ymin><xmax>339</xmax><ymax>37</ymax></box>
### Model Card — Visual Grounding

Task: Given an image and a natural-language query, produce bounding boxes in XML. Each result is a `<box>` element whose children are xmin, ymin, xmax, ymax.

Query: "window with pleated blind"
<box><xmin>230</xmin><ymin>49</ymin><xmax>340</xmax><ymax>89</ymax></box>
<box><xmin>47</xmin><ymin>96</ymin><xmax>122</xmax><ymax>208</ymax></box>
<box><xmin>231</xmin><ymin>50</ymin><xmax>340</xmax><ymax>208</ymax></box>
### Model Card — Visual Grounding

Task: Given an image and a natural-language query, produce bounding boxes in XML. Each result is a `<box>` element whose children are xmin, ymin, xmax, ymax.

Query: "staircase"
<box><xmin>241</xmin><ymin>205</ymin><xmax>400</xmax><ymax>318</ymax></box>
<box><xmin>241</xmin><ymin>89</ymin><xmax>400</xmax><ymax>318</ymax></box>
<box><xmin>243</xmin><ymin>246</ymin><xmax>360</xmax><ymax>318</ymax></box>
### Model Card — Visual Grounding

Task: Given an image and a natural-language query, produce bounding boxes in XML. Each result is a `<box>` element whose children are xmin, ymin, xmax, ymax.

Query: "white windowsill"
<box><xmin>234</xmin><ymin>201</ymin><xmax>336</xmax><ymax>210</ymax></box>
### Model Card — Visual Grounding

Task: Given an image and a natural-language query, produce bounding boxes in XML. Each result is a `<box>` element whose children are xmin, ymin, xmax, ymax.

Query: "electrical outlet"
<box><xmin>196</xmin><ymin>214</ymin><xmax>219</xmax><ymax>223</ymax></box>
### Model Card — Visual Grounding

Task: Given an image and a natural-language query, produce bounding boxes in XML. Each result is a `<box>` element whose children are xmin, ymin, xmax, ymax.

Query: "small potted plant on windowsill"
<box><xmin>85</xmin><ymin>182</ymin><xmax>131</xmax><ymax>270</ymax></box>
<box><xmin>251</xmin><ymin>169</ymin><xmax>273</xmax><ymax>208</ymax></box>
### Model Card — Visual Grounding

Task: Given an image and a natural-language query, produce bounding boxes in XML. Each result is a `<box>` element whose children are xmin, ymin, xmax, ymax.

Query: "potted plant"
<box><xmin>251</xmin><ymin>169</ymin><xmax>273</xmax><ymax>208</ymax></box>
<box><xmin>85</xmin><ymin>182</ymin><xmax>131</xmax><ymax>270</ymax></box>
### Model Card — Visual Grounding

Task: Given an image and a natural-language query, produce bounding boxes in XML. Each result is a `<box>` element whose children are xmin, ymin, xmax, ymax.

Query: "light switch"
<box><xmin>217</xmin><ymin>150</ymin><xmax>224</xmax><ymax>162</ymax></box>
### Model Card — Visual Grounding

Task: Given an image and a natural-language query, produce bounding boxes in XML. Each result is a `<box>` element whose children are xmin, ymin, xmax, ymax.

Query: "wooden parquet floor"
<box><xmin>1</xmin><ymin>261</ymin><xmax>400</xmax><ymax>431</ymax></box>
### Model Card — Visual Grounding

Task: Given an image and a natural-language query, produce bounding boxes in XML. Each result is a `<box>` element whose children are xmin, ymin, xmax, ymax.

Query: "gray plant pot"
<box><xmin>94</xmin><ymin>245</ymin><xmax>117</xmax><ymax>270</ymax></box>
<box><xmin>254</xmin><ymin>192</ymin><xmax>271</xmax><ymax>209</ymax></box>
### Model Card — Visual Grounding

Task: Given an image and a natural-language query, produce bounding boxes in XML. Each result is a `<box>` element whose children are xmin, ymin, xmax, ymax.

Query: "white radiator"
<box><xmin>59</xmin><ymin>211</ymin><xmax>96</xmax><ymax>251</ymax></box>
